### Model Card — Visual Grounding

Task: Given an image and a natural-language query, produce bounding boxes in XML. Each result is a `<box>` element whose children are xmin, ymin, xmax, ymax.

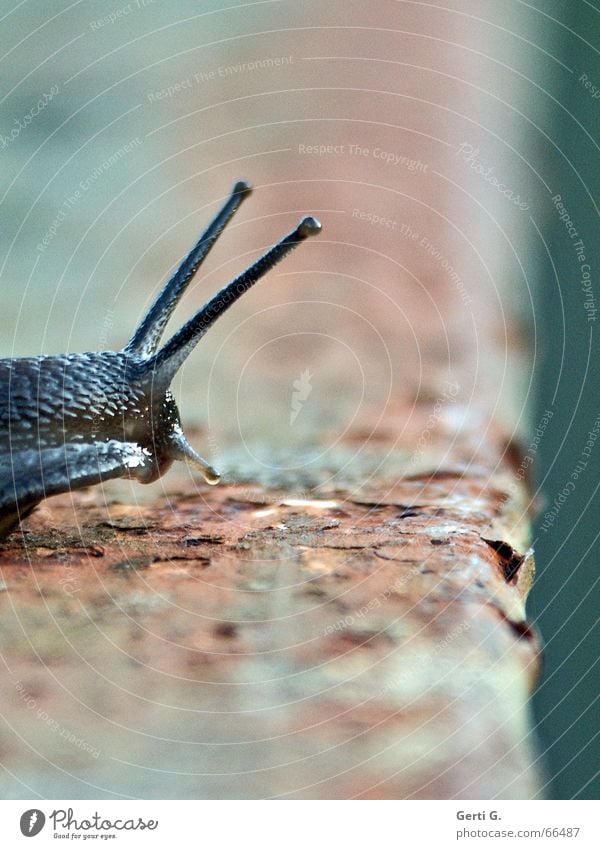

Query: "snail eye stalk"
<box><xmin>147</xmin><ymin>215</ymin><xmax>322</xmax><ymax>385</ymax></box>
<box><xmin>126</xmin><ymin>180</ymin><xmax>252</xmax><ymax>359</ymax></box>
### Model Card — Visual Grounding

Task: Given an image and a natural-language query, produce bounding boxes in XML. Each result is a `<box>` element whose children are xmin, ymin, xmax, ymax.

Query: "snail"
<box><xmin>0</xmin><ymin>181</ymin><xmax>321</xmax><ymax>539</ymax></box>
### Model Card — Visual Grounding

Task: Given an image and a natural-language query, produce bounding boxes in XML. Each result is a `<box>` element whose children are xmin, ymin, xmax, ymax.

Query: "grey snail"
<box><xmin>0</xmin><ymin>180</ymin><xmax>321</xmax><ymax>539</ymax></box>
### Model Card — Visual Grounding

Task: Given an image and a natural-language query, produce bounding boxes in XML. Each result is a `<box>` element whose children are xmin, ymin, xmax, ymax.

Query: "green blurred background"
<box><xmin>527</xmin><ymin>1</ymin><xmax>599</xmax><ymax>802</ymax></box>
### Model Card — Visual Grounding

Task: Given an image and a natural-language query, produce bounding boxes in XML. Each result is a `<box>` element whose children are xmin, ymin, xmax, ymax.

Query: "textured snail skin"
<box><xmin>0</xmin><ymin>182</ymin><xmax>321</xmax><ymax>539</ymax></box>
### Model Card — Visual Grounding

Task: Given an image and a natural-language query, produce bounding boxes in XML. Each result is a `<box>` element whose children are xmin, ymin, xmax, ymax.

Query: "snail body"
<box><xmin>0</xmin><ymin>181</ymin><xmax>321</xmax><ymax>539</ymax></box>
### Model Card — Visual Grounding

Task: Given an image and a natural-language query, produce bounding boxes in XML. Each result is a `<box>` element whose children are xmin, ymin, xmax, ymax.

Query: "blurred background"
<box><xmin>0</xmin><ymin>0</ymin><xmax>597</xmax><ymax>799</ymax></box>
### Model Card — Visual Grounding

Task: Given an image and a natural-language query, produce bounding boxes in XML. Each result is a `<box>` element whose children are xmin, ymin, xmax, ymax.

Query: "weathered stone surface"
<box><xmin>0</xmin><ymin>407</ymin><xmax>539</xmax><ymax>798</ymax></box>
